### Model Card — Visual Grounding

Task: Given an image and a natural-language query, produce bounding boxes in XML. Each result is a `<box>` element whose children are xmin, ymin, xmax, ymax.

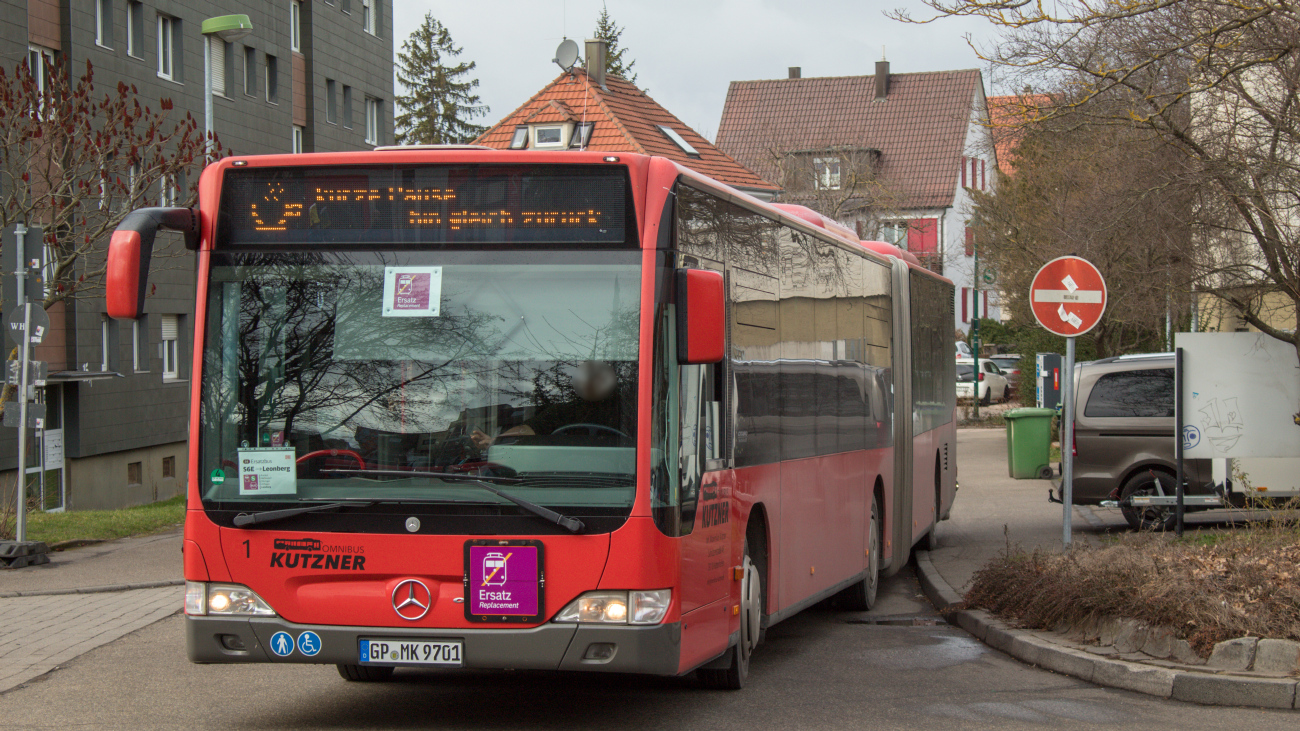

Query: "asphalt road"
<box><xmin>3</xmin><ymin>566</ymin><xmax>1296</xmax><ymax>731</ymax></box>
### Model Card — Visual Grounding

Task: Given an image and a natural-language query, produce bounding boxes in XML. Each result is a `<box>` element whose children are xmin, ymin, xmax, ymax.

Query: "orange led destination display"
<box><xmin>218</xmin><ymin>165</ymin><xmax>631</xmax><ymax>246</ymax></box>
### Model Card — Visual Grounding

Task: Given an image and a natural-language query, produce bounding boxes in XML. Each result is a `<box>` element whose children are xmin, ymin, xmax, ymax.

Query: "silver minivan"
<box><xmin>1071</xmin><ymin>353</ymin><xmax>1213</xmax><ymax>530</ymax></box>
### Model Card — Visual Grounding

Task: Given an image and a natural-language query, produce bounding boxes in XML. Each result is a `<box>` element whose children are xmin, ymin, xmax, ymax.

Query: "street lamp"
<box><xmin>201</xmin><ymin>15</ymin><xmax>254</xmax><ymax>157</ymax></box>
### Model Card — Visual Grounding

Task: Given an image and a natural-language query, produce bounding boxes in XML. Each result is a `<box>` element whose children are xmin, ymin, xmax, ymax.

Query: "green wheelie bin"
<box><xmin>1005</xmin><ymin>407</ymin><xmax>1056</xmax><ymax>479</ymax></box>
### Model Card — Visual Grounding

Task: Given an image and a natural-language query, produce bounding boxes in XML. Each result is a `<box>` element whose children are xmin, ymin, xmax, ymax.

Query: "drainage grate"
<box><xmin>845</xmin><ymin>614</ymin><xmax>945</xmax><ymax>626</ymax></box>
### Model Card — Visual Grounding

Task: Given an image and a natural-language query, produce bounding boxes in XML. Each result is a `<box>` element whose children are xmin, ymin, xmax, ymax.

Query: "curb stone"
<box><xmin>0</xmin><ymin>579</ymin><xmax>184</xmax><ymax>598</ymax></box>
<box><xmin>914</xmin><ymin>549</ymin><xmax>1299</xmax><ymax>710</ymax></box>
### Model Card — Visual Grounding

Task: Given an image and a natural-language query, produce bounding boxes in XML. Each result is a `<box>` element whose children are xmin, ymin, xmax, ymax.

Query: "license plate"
<box><xmin>359</xmin><ymin>638</ymin><xmax>463</xmax><ymax>666</ymax></box>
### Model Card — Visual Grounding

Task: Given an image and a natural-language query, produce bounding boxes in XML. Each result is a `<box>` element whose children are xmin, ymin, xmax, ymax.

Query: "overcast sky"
<box><xmin>392</xmin><ymin>1</ymin><xmax>1005</xmax><ymax>142</ymax></box>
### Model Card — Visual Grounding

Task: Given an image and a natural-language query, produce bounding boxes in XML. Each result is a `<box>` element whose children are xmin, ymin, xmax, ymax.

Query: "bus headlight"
<box><xmin>555</xmin><ymin>590</ymin><xmax>671</xmax><ymax>625</ymax></box>
<box><xmin>185</xmin><ymin>581</ymin><xmax>276</xmax><ymax>617</ymax></box>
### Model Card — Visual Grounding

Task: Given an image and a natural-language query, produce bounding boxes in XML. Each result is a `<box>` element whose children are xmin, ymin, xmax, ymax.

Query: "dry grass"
<box><xmin>964</xmin><ymin>522</ymin><xmax>1300</xmax><ymax>655</ymax></box>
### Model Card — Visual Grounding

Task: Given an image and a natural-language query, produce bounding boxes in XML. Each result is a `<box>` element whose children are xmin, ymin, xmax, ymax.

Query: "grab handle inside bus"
<box><xmin>106</xmin><ymin>207</ymin><xmax>200</xmax><ymax>320</ymax></box>
<box><xmin>675</xmin><ymin>268</ymin><xmax>725</xmax><ymax>364</ymax></box>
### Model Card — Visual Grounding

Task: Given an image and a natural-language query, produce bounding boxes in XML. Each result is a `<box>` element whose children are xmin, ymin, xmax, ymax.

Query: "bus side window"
<box><xmin>679</xmin><ymin>362</ymin><xmax>722</xmax><ymax>535</ymax></box>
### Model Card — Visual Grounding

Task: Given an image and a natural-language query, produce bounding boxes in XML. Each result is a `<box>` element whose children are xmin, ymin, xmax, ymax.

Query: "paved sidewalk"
<box><xmin>0</xmin><ymin>587</ymin><xmax>180</xmax><ymax>693</ymax></box>
<box><xmin>0</xmin><ymin>530</ymin><xmax>185</xmax><ymax>693</ymax></box>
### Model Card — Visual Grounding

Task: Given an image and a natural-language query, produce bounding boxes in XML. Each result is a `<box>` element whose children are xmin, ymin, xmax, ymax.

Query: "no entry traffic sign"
<box><xmin>1029</xmin><ymin>256</ymin><xmax>1107</xmax><ymax>337</ymax></box>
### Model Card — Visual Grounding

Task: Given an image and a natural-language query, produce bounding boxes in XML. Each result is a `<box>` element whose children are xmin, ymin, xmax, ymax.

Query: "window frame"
<box><xmin>96</xmin><ymin>0</ymin><xmax>114</xmax><ymax>49</ymax></box>
<box><xmin>291</xmin><ymin>1</ymin><xmax>302</xmax><ymax>52</ymax></box>
<box><xmin>160</xmin><ymin>314</ymin><xmax>180</xmax><ymax>381</ymax></box>
<box><xmin>326</xmin><ymin>78</ymin><xmax>337</xmax><ymax>124</ymax></box>
<box><xmin>364</xmin><ymin>96</ymin><xmax>379</xmax><ymax>145</ymax></box>
<box><xmin>132</xmin><ymin>317</ymin><xmax>149</xmax><ymax>372</ymax></box>
<box><xmin>292</xmin><ymin>125</ymin><xmax>304</xmax><ymax>153</ymax></box>
<box><xmin>813</xmin><ymin>156</ymin><xmax>842</xmax><ymax>190</ymax></box>
<box><xmin>127</xmin><ymin>2</ymin><xmax>143</xmax><ymax>58</ymax></box>
<box><xmin>342</xmin><ymin>85</ymin><xmax>353</xmax><ymax>128</ymax></box>
<box><xmin>508</xmin><ymin>126</ymin><xmax>528</xmax><ymax>149</ymax></box>
<box><xmin>362</xmin><ymin>0</ymin><xmax>375</xmax><ymax>34</ymax></box>
<box><xmin>243</xmin><ymin>45</ymin><xmax>257</xmax><ymax>97</ymax></box>
<box><xmin>533</xmin><ymin>125</ymin><xmax>564</xmax><ymax>148</ymax></box>
<box><xmin>156</xmin><ymin>15</ymin><xmax>174</xmax><ymax>81</ymax></box>
<box><xmin>265</xmin><ymin>54</ymin><xmax>279</xmax><ymax>103</ymax></box>
<box><xmin>656</xmin><ymin>125</ymin><xmax>701</xmax><ymax>157</ymax></box>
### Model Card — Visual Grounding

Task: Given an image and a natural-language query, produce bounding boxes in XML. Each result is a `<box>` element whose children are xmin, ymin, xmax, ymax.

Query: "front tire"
<box><xmin>1120</xmin><ymin>471</ymin><xmax>1177</xmax><ymax>531</ymax></box>
<box><xmin>980</xmin><ymin>384</ymin><xmax>991</xmax><ymax>406</ymax></box>
<box><xmin>337</xmin><ymin>664</ymin><xmax>394</xmax><ymax>682</ymax></box>
<box><xmin>698</xmin><ymin>542</ymin><xmax>761</xmax><ymax>689</ymax></box>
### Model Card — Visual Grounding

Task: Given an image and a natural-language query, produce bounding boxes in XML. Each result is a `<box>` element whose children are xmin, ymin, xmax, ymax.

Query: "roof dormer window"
<box><xmin>508</xmin><ymin>126</ymin><xmax>528</xmax><ymax>149</ymax></box>
<box><xmin>657</xmin><ymin>125</ymin><xmax>700</xmax><ymax>158</ymax></box>
<box><xmin>568</xmin><ymin>122</ymin><xmax>594</xmax><ymax>149</ymax></box>
<box><xmin>534</xmin><ymin>125</ymin><xmax>565</xmax><ymax>148</ymax></box>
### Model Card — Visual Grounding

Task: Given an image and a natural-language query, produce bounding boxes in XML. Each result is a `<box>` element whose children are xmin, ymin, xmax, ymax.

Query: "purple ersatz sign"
<box><xmin>468</xmin><ymin>545</ymin><xmax>539</xmax><ymax>617</ymax></box>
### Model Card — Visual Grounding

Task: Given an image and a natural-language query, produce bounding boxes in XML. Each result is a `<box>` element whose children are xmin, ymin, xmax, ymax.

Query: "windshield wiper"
<box><xmin>326</xmin><ymin>469</ymin><xmax>585</xmax><ymax>533</ymax></box>
<box><xmin>232</xmin><ymin>501</ymin><xmax>374</xmax><ymax>528</ymax></box>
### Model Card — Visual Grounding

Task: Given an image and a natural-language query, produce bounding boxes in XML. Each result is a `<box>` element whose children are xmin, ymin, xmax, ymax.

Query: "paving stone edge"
<box><xmin>0</xmin><ymin>579</ymin><xmax>184</xmax><ymax>599</ymax></box>
<box><xmin>913</xmin><ymin>549</ymin><xmax>1299</xmax><ymax>710</ymax></box>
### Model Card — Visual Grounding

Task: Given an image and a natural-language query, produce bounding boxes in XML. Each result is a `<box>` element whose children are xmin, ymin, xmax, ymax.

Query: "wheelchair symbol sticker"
<box><xmin>270</xmin><ymin>631</ymin><xmax>294</xmax><ymax>657</ymax></box>
<box><xmin>1182</xmin><ymin>425</ymin><xmax>1201</xmax><ymax>451</ymax></box>
<box><xmin>297</xmin><ymin>631</ymin><xmax>322</xmax><ymax>657</ymax></box>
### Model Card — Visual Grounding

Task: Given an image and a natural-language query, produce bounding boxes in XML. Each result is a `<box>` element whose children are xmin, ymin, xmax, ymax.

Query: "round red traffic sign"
<box><xmin>1029</xmin><ymin>256</ymin><xmax>1107</xmax><ymax>337</ymax></box>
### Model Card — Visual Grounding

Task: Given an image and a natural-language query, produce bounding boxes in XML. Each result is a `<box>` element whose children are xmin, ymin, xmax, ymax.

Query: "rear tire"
<box><xmin>838</xmin><ymin>502</ymin><xmax>881</xmax><ymax>610</ymax></box>
<box><xmin>1120</xmin><ymin>471</ymin><xmax>1178</xmax><ymax>531</ymax></box>
<box><xmin>337</xmin><ymin>664</ymin><xmax>394</xmax><ymax>682</ymax></box>
<box><xmin>698</xmin><ymin>541</ymin><xmax>761</xmax><ymax>689</ymax></box>
<box><xmin>980</xmin><ymin>385</ymin><xmax>991</xmax><ymax>406</ymax></box>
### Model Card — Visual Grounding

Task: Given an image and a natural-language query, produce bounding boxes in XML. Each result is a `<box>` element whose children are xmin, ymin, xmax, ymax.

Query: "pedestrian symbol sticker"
<box><xmin>297</xmin><ymin>631</ymin><xmax>322</xmax><ymax>657</ymax></box>
<box><xmin>270</xmin><ymin>631</ymin><xmax>294</xmax><ymax>657</ymax></box>
<box><xmin>382</xmin><ymin>266</ymin><xmax>442</xmax><ymax>317</ymax></box>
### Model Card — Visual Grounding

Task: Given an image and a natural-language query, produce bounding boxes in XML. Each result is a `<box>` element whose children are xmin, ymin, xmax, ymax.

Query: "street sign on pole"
<box><xmin>1029</xmin><ymin>256</ymin><xmax>1107</xmax><ymax>546</ymax></box>
<box><xmin>6</xmin><ymin>305</ymin><xmax>49</xmax><ymax>346</ymax></box>
<box><xmin>1030</xmin><ymin>256</ymin><xmax>1107</xmax><ymax>337</ymax></box>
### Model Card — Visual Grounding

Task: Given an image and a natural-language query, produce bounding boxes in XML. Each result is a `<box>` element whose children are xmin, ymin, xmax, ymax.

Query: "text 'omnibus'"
<box><xmin>106</xmin><ymin>149</ymin><xmax>956</xmax><ymax>688</ymax></box>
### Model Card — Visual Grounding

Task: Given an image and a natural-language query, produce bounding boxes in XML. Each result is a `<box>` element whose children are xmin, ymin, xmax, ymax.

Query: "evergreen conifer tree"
<box><xmin>394</xmin><ymin>14</ymin><xmax>489</xmax><ymax>145</ymax></box>
<box><xmin>594</xmin><ymin>4</ymin><xmax>637</xmax><ymax>84</ymax></box>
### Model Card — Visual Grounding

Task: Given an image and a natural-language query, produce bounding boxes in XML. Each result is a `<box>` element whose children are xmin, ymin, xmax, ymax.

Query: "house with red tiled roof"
<box><xmin>987</xmin><ymin>93</ymin><xmax>1052</xmax><ymax>176</ymax></box>
<box><xmin>716</xmin><ymin>62</ymin><xmax>1000</xmax><ymax>331</ymax></box>
<box><xmin>474</xmin><ymin>40</ymin><xmax>779</xmax><ymax>200</ymax></box>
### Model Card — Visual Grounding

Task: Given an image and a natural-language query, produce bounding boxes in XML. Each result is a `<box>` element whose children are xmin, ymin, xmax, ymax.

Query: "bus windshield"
<box><xmin>198</xmin><ymin>250</ymin><xmax>641</xmax><ymax>515</ymax></box>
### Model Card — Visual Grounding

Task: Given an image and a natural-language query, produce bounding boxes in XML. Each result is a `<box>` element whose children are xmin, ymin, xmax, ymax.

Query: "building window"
<box><xmin>326</xmin><ymin>79</ymin><xmax>337</xmax><ymax>124</ymax></box>
<box><xmin>568</xmin><ymin>122</ymin><xmax>594</xmax><ymax>149</ymax></box>
<box><xmin>534</xmin><ymin>126</ymin><xmax>563</xmax><ymax>147</ymax></box>
<box><xmin>362</xmin><ymin>0</ymin><xmax>375</xmax><ymax>34</ymax></box>
<box><xmin>160</xmin><ymin>314</ymin><xmax>179</xmax><ymax>380</ymax></box>
<box><xmin>292</xmin><ymin>125</ymin><xmax>304</xmax><ymax>153</ymax></box>
<box><xmin>159</xmin><ymin>173</ymin><xmax>178</xmax><ymax>206</ymax></box>
<box><xmin>243</xmin><ymin>45</ymin><xmax>256</xmax><ymax>96</ymax></box>
<box><xmin>100</xmin><ymin>316</ymin><xmax>117</xmax><ymax>372</ymax></box>
<box><xmin>211</xmin><ymin>39</ymin><xmax>227</xmax><ymax>96</ymax></box>
<box><xmin>132</xmin><ymin>318</ymin><xmax>149</xmax><ymax>372</ymax></box>
<box><xmin>364</xmin><ymin>96</ymin><xmax>380</xmax><ymax>145</ymax></box>
<box><xmin>879</xmin><ymin>221</ymin><xmax>907</xmax><ymax>246</ymax></box>
<box><xmin>341</xmin><ymin>0</ymin><xmax>352</xmax><ymax>13</ymax></box>
<box><xmin>291</xmin><ymin>1</ymin><xmax>302</xmax><ymax>52</ymax></box>
<box><xmin>342</xmin><ymin>85</ymin><xmax>353</xmax><ymax>128</ymax></box>
<box><xmin>508</xmin><ymin>126</ymin><xmax>528</xmax><ymax>149</ymax></box>
<box><xmin>28</xmin><ymin>45</ymin><xmax>55</xmax><ymax>100</ymax></box>
<box><xmin>127</xmin><ymin>462</ymin><xmax>142</xmax><ymax>485</ymax></box>
<box><xmin>162</xmin><ymin>456</ymin><xmax>175</xmax><ymax>479</ymax></box>
<box><xmin>157</xmin><ymin>15</ymin><xmax>174</xmax><ymax>80</ymax></box>
<box><xmin>656</xmin><ymin>125</ymin><xmax>701</xmax><ymax>158</ymax></box>
<box><xmin>127</xmin><ymin>2</ymin><xmax>143</xmax><ymax>58</ymax></box>
<box><xmin>265</xmin><ymin>54</ymin><xmax>279</xmax><ymax>103</ymax></box>
<box><xmin>814</xmin><ymin>157</ymin><xmax>841</xmax><ymax>190</ymax></box>
<box><xmin>96</xmin><ymin>0</ymin><xmax>114</xmax><ymax>49</ymax></box>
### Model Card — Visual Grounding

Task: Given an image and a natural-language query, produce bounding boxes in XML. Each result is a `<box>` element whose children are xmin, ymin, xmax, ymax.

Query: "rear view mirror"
<box><xmin>106</xmin><ymin>207</ymin><xmax>199</xmax><ymax>320</ymax></box>
<box><xmin>676</xmin><ymin>268</ymin><xmax>725</xmax><ymax>364</ymax></box>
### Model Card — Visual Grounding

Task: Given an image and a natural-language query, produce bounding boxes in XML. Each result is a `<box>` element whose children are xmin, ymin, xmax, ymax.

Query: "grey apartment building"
<box><xmin>1</xmin><ymin>0</ymin><xmax>393</xmax><ymax>510</ymax></box>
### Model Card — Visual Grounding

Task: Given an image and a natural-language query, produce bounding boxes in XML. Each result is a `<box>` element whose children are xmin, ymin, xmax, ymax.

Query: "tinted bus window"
<box><xmin>1084</xmin><ymin>369</ymin><xmax>1174</xmax><ymax>417</ymax></box>
<box><xmin>910</xmin><ymin>272</ymin><xmax>955</xmax><ymax>436</ymax></box>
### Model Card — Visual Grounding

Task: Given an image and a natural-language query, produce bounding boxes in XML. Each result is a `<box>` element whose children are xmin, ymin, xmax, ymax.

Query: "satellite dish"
<box><xmin>554</xmin><ymin>39</ymin><xmax>580</xmax><ymax>72</ymax></box>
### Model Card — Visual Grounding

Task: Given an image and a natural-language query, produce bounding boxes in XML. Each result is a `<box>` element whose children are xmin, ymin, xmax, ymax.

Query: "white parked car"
<box><xmin>956</xmin><ymin>358</ymin><xmax>1009</xmax><ymax>405</ymax></box>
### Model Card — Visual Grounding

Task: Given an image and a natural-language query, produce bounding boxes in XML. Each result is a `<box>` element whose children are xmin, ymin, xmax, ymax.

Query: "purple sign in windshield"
<box><xmin>468</xmin><ymin>545</ymin><xmax>539</xmax><ymax>618</ymax></box>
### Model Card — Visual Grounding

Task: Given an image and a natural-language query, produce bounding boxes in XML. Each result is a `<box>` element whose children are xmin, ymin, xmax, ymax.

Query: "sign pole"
<box><xmin>13</xmin><ymin>224</ymin><xmax>29</xmax><ymax>543</ymax></box>
<box><xmin>1175</xmin><ymin>346</ymin><xmax>1185</xmax><ymax>537</ymax></box>
<box><xmin>972</xmin><ymin>241</ymin><xmax>980</xmax><ymax>418</ymax></box>
<box><xmin>1062</xmin><ymin>336</ymin><xmax>1075</xmax><ymax>546</ymax></box>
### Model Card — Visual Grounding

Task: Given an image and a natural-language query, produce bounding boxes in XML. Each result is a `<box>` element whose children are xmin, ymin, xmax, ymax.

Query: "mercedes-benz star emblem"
<box><xmin>392</xmin><ymin>579</ymin><xmax>432</xmax><ymax>621</ymax></box>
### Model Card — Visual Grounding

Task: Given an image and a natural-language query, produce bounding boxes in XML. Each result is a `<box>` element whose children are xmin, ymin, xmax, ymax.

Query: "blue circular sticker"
<box><xmin>297</xmin><ymin>631</ymin><xmax>322</xmax><ymax>657</ymax></box>
<box><xmin>269</xmin><ymin>631</ymin><xmax>294</xmax><ymax>657</ymax></box>
<box><xmin>1182</xmin><ymin>425</ymin><xmax>1201</xmax><ymax>450</ymax></box>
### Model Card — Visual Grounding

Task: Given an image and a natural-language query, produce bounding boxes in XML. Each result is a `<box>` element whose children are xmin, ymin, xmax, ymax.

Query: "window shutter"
<box><xmin>211</xmin><ymin>39</ymin><xmax>226</xmax><ymax>95</ymax></box>
<box><xmin>907</xmin><ymin>218</ymin><xmax>938</xmax><ymax>254</ymax></box>
<box><xmin>965</xmin><ymin>228</ymin><xmax>975</xmax><ymax>256</ymax></box>
<box><xmin>961</xmin><ymin>287</ymin><xmax>969</xmax><ymax>323</ymax></box>
<box><xmin>960</xmin><ymin>157</ymin><xmax>966</xmax><ymax>187</ymax></box>
<box><xmin>160</xmin><ymin>314</ymin><xmax>178</xmax><ymax>340</ymax></box>
<box><xmin>981</xmin><ymin>159</ymin><xmax>986</xmax><ymax>190</ymax></box>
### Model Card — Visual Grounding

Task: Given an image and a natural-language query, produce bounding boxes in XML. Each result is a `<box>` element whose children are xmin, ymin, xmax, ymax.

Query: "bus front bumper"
<box><xmin>187</xmin><ymin>615</ymin><xmax>683</xmax><ymax>675</ymax></box>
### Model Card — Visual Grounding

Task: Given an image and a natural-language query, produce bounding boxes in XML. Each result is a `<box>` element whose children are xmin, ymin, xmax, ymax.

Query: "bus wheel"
<box><xmin>837</xmin><ymin>501</ymin><xmax>880</xmax><ymax>611</ymax></box>
<box><xmin>698</xmin><ymin>542</ymin><xmax>761</xmax><ymax>690</ymax></box>
<box><xmin>337</xmin><ymin>664</ymin><xmax>394</xmax><ymax>682</ymax></box>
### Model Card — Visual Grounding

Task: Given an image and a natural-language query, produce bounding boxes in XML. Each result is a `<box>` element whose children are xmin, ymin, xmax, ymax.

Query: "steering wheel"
<box><xmin>552</xmin><ymin>423</ymin><xmax>631</xmax><ymax>440</ymax></box>
<box><xmin>296</xmin><ymin>449</ymin><xmax>366</xmax><ymax>469</ymax></box>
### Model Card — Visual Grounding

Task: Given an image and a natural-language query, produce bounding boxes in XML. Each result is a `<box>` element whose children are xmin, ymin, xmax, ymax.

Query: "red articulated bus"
<box><xmin>105</xmin><ymin>149</ymin><xmax>956</xmax><ymax>689</ymax></box>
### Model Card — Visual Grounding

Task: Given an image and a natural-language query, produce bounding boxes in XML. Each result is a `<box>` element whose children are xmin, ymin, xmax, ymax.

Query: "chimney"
<box><xmin>585</xmin><ymin>38</ymin><xmax>608</xmax><ymax>89</ymax></box>
<box><xmin>789</xmin><ymin>67</ymin><xmax>801</xmax><ymax>79</ymax></box>
<box><xmin>875</xmin><ymin>60</ymin><xmax>890</xmax><ymax>100</ymax></box>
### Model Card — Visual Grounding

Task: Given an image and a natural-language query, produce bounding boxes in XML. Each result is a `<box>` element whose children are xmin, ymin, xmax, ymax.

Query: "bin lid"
<box><xmin>1004</xmin><ymin>407</ymin><xmax>1057</xmax><ymax>419</ymax></box>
